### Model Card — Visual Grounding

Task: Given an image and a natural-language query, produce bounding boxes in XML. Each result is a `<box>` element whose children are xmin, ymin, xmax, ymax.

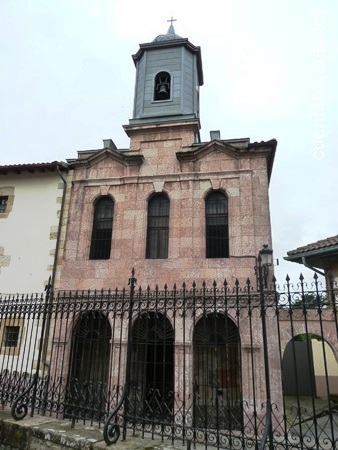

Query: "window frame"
<box><xmin>0</xmin><ymin>196</ymin><xmax>8</xmax><ymax>213</ymax></box>
<box><xmin>3</xmin><ymin>326</ymin><xmax>20</xmax><ymax>347</ymax></box>
<box><xmin>0</xmin><ymin>318</ymin><xmax>24</xmax><ymax>356</ymax></box>
<box><xmin>0</xmin><ymin>187</ymin><xmax>14</xmax><ymax>218</ymax></box>
<box><xmin>146</xmin><ymin>193</ymin><xmax>170</xmax><ymax>259</ymax></box>
<box><xmin>89</xmin><ymin>196</ymin><xmax>114</xmax><ymax>260</ymax></box>
<box><xmin>205</xmin><ymin>191</ymin><xmax>229</xmax><ymax>258</ymax></box>
<box><xmin>153</xmin><ymin>71</ymin><xmax>171</xmax><ymax>102</ymax></box>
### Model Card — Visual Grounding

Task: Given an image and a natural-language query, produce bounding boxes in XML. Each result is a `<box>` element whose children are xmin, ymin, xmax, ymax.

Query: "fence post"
<box><xmin>257</xmin><ymin>255</ymin><xmax>274</xmax><ymax>450</ymax></box>
<box><xmin>122</xmin><ymin>268</ymin><xmax>136</xmax><ymax>440</ymax></box>
<box><xmin>104</xmin><ymin>268</ymin><xmax>136</xmax><ymax>445</ymax></box>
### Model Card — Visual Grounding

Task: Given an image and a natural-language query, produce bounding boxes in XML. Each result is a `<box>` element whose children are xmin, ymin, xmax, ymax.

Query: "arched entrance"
<box><xmin>129</xmin><ymin>313</ymin><xmax>174</xmax><ymax>420</ymax></box>
<box><xmin>282</xmin><ymin>333</ymin><xmax>338</xmax><ymax>398</ymax></box>
<box><xmin>193</xmin><ymin>313</ymin><xmax>242</xmax><ymax>430</ymax></box>
<box><xmin>65</xmin><ymin>311</ymin><xmax>111</xmax><ymax>421</ymax></box>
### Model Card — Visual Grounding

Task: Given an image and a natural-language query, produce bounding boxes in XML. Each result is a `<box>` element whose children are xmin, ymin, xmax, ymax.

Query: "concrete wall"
<box><xmin>312</xmin><ymin>339</ymin><xmax>338</xmax><ymax>396</ymax></box>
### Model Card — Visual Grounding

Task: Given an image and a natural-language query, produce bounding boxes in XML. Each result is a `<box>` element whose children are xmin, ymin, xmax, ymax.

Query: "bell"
<box><xmin>158</xmin><ymin>83</ymin><xmax>168</xmax><ymax>95</ymax></box>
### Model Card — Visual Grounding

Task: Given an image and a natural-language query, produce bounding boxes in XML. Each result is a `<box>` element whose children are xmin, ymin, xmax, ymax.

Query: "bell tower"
<box><xmin>125</xmin><ymin>21</ymin><xmax>204</xmax><ymax>138</ymax></box>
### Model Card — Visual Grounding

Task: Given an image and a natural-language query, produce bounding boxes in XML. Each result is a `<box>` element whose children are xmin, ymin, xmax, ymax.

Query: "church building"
<box><xmin>48</xmin><ymin>25</ymin><xmax>281</xmax><ymax>433</ymax></box>
<box><xmin>56</xmin><ymin>23</ymin><xmax>277</xmax><ymax>291</ymax></box>
<box><xmin>3</xmin><ymin>25</ymin><xmax>337</xmax><ymax>449</ymax></box>
<box><xmin>0</xmin><ymin>24</ymin><xmax>282</xmax><ymax>439</ymax></box>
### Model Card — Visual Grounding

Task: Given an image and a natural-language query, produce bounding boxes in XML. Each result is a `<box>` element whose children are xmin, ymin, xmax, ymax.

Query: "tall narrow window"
<box><xmin>90</xmin><ymin>196</ymin><xmax>114</xmax><ymax>260</ymax></box>
<box><xmin>205</xmin><ymin>191</ymin><xmax>229</xmax><ymax>258</ymax></box>
<box><xmin>154</xmin><ymin>71</ymin><xmax>171</xmax><ymax>101</ymax></box>
<box><xmin>146</xmin><ymin>194</ymin><xmax>169</xmax><ymax>259</ymax></box>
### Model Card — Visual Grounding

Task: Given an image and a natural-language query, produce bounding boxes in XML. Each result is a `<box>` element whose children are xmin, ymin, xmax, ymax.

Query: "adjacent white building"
<box><xmin>0</xmin><ymin>162</ymin><xmax>70</xmax><ymax>294</ymax></box>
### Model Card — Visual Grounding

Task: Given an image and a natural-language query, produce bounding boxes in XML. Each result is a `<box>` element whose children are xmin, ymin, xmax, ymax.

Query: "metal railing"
<box><xmin>0</xmin><ymin>271</ymin><xmax>337</xmax><ymax>449</ymax></box>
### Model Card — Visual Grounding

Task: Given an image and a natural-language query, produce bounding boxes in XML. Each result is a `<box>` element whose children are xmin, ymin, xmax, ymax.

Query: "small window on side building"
<box><xmin>0</xmin><ymin>196</ymin><xmax>8</xmax><ymax>213</ymax></box>
<box><xmin>4</xmin><ymin>326</ymin><xmax>20</xmax><ymax>347</ymax></box>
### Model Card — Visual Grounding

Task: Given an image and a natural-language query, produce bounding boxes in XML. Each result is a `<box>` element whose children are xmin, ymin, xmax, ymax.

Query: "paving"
<box><xmin>1</xmin><ymin>405</ymin><xmax>338</xmax><ymax>449</ymax></box>
<box><xmin>0</xmin><ymin>410</ymin><xmax>170</xmax><ymax>449</ymax></box>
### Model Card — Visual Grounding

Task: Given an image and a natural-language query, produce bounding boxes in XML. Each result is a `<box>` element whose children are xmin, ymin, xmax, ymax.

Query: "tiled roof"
<box><xmin>287</xmin><ymin>235</ymin><xmax>338</xmax><ymax>256</ymax></box>
<box><xmin>0</xmin><ymin>161</ymin><xmax>68</xmax><ymax>175</ymax></box>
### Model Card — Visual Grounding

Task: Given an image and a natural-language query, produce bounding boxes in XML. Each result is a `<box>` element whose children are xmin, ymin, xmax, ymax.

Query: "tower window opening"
<box><xmin>154</xmin><ymin>72</ymin><xmax>171</xmax><ymax>101</ymax></box>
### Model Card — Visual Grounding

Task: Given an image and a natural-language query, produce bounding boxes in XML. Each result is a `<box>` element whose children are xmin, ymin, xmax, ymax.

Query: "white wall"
<box><xmin>0</xmin><ymin>172</ymin><xmax>63</xmax><ymax>294</ymax></box>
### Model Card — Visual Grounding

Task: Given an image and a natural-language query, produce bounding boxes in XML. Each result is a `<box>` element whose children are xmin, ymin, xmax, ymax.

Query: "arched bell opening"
<box><xmin>154</xmin><ymin>71</ymin><xmax>171</xmax><ymax>101</ymax></box>
<box><xmin>193</xmin><ymin>313</ymin><xmax>242</xmax><ymax>430</ymax></box>
<box><xmin>65</xmin><ymin>311</ymin><xmax>111</xmax><ymax>422</ymax></box>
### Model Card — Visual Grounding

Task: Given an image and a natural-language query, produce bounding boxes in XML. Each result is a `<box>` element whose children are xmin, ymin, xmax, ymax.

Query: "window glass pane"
<box><xmin>205</xmin><ymin>192</ymin><xmax>229</xmax><ymax>258</ymax></box>
<box><xmin>0</xmin><ymin>196</ymin><xmax>8</xmax><ymax>213</ymax></box>
<box><xmin>146</xmin><ymin>194</ymin><xmax>169</xmax><ymax>259</ymax></box>
<box><xmin>4</xmin><ymin>326</ymin><xmax>20</xmax><ymax>347</ymax></box>
<box><xmin>90</xmin><ymin>197</ymin><xmax>114</xmax><ymax>260</ymax></box>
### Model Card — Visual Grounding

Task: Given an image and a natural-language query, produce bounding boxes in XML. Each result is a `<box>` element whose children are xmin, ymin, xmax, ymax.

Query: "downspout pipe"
<box><xmin>41</xmin><ymin>164</ymin><xmax>68</xmax><ymax>404</ymax></box>
<box><xmin>301</xmin><ymin>256</ymin><xmax>325</xmax><ymax>277</ymax></box>
<box><xmin>52</xmin><ymin>164</ymin><xmax>68</xmax><ymax>288</ymax></box>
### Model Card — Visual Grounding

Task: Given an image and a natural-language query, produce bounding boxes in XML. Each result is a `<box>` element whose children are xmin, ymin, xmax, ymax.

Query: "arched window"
<box><xmin>146</xmin><ymin>194</ymin><xmax>169</xmax><ymax>259</ymax></box>
<box><xmin>205</xmin><ymin>191</ymin><xmax>229</xmax><ymax>258</ymax></box>
<box><xmin>193</xmin><ymin>314</ymin><xmax>241</xmax><ymax>428</ymax></box>
<box><xmin>154</xmin><ymin>71</ymin><xmax>171</xmax><ymax>101</ymax></box>
<box><xmin>66</xmin><ymin>311</ymin><xmax>111</xmax><ymax>420</ymax></box>
<box><xmin>89</xmin><ymin>196</ymin><xmax>114</xmax><ymax>260</ymax></box>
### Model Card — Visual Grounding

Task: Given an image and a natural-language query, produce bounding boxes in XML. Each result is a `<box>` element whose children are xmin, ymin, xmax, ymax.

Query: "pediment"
<box><xmin>71</xmin><ymin>148</ymin><xmax>143</xmax><ymax>169</ymax></box>
<box><xmin>86</xmin><ymin>149</ymin><xmax>125</xmax><ymax>169</ymax></box>
<box><xmin>176</xmin><ymin>140</ymin><xmax>240</xmax><ymax>163</ymax></box>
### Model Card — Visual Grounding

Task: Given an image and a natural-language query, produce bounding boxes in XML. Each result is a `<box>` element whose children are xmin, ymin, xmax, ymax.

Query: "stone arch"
<box><xmin>65</xmin><ymin>311</ymin><xmax>112</xmax><ymax>421</ymax></box>
<box><xmin>282</xmin><ymin>333</ymin><xmax>338</xmax><ymax>397</ymax></box>
<box><xmin>193</xmin><ymin>312</ymin><xmax>242</xmax><ymax>429</ymax></box>
<box><xmin>129</xmin><ymin>312</ymin><xmax>175</xmax><ymax>418</ymax></box>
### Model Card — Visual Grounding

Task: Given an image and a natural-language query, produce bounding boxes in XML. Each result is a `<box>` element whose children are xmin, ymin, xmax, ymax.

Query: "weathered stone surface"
<box><xmin>0</xmin><ymin>412</ymin><xmax>163</xmax><ymax>450</ymax></box>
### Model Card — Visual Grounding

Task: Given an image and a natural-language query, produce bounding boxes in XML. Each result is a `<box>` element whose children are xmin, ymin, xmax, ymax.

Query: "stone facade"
<box><xmin>56</xmin><ymin>25</ymin><xmax>276</xmax><ymax>291</ymax></box>
<box><xmin>58</xmin><ymin>121</ymin><xmax>276</xmax><ymax>291</ymax></box>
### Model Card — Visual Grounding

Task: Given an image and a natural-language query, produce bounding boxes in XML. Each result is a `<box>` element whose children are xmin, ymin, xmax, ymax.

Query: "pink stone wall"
<box><xmin>58</xmin><ymin>124</ymin><xmax>274</xmax><ymax>291</ymax></box>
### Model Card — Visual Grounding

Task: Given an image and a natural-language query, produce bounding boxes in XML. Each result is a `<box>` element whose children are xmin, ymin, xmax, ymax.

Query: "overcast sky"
<box><xmin>1</xmin><ymin>0</ymin><xmax>337</xmax><ymax>287</ymax></box>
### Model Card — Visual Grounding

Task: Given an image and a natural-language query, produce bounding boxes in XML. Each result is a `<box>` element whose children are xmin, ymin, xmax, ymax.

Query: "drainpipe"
<box><xmin>52</xmin><ymin>164</ymin><xmax>68</xmax><ymax>288</ymax></box>
<box><xmin>301</xmin><ymin>256</ymin><xmax>325</xmax><ymax>277</ymax></box>
<box><xmin>40</xmin><ymin>163</ymin><xmax>68</xmax><ymax>413</ymax></box>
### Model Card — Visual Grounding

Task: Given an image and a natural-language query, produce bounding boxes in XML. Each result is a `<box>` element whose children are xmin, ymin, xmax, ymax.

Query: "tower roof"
<box><xmin>132</xmin><ymin>26</ymin><xmax>204</xmax><ymax>86</ymax></box>
<box><xmin>153</xmin><ymin>24</ymin><xmax>182</xmax><ymax>42</ymax></box>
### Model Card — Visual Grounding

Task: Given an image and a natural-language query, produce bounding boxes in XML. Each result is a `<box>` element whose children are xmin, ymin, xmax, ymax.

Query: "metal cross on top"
<box><xmin>167</xmin><ymin>17</ymin><xmax>177</xmax><ymax>26</ymax></box>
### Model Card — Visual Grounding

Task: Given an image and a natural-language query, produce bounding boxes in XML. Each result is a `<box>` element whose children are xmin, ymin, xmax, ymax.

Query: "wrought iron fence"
<box><xmin>0</xmin><ymin>271</ymin><xmax>337</xmax><ymax>449</ymax></box>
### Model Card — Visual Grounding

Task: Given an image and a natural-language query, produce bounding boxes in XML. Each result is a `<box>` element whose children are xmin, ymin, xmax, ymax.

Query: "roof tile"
<box><xmin>287</xmin><ymin>234</ymin><xmax>338</xmax><ymax>256</ymax></box>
